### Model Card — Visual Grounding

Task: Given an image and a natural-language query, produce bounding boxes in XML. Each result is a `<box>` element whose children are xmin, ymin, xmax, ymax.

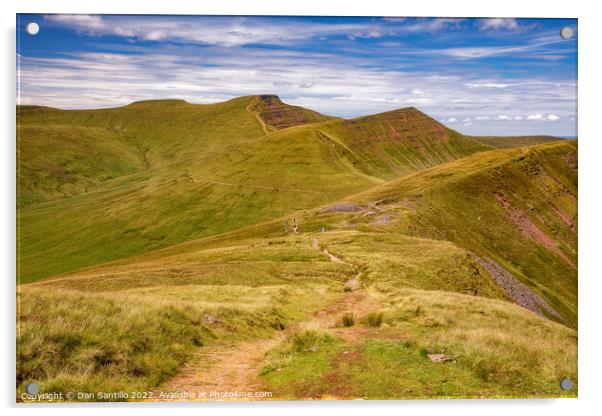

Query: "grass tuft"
<box><xmin>363</xmin><ymin>312</ymin><xmax>384</xmax><ymax>328</ymax></box>
<box><xmin>336</xmin><ymin>313</ymin><xmax>356</xmax><ymax>327</ymax></box>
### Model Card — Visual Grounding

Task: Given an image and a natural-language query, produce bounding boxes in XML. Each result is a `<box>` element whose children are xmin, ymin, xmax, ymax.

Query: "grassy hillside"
<box><xmin>471</xmin><ymin>135</ymin><xmax>563</xmax><ymax>149</ymax></box>
<box><xmin>17</xmin><ymin>98</ymin><xmax>489</xmax><ymax>283</ymax></box>
<box><xmin>18</xmin><ymin>140</ymin><xmax>577</xmax><ymax>400</ymax></box>
<box><xmin>17</xmin><ymin>95</ymin><xmax>577</xmax><ymax>400</ymax></box>
<box><xmin>303</xmin><ymin>141</ymin><xmax>577</xmax><ymax>326</ymax></box>
<box><xmin>316</xmin><ymin>107</ymin><xmax>491</xmax><ymax>180</ymax></box>
<box><xmin>16</xmin><ymin>123</ymin><xmax>143</xmax><ymax>206</ymax></box>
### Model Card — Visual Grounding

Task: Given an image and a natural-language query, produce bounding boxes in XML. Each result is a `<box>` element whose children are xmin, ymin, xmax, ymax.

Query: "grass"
<box><xmin>260</xmin><ymin>289</ymin><xmax>577</xmax><ymax>399</ymax></box>
<box><xmin>471</xmin><ymin>135</ymin><xmax>565</xmax><ymax>149</ymax></box>
<box><xmin>18</xmin><ymin>98</ymin><xmax>488</xmax><ymax>283</ymax></box>
<box><xmin>16</xmin><ymin>97</ymin><xmax>578</xmax><ymax>400</ymax></box>
<box><xmin>336</xmin><ymin>313</ymin><xmax>356</xmax><ymax>327</ymax></box>
<box><xmin>259</xmin><ymin>330</ymin><xmax>343</xmax><ymax>384</ymax></box>
<box><xmin>363</xmin><ymin>312</ymin><xmax>384</xmax><ymax>328</ymax></box>
<box><xmin>17</xmin><ymin>236</ymin><xmax>348</xmax><ymax>401</ymax></box>
<box><xmin>307</xmin><ymin>141</ymin><xmax>577</xmax><ymax>327</ymax></box>
<box><xmin>317</xmin><ymin>107</ymin><xmax>491</xmax><ymax>181</ymax></box>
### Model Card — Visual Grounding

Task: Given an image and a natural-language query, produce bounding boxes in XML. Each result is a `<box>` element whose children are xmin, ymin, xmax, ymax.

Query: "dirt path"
<box><xmin>246</xmin><ymin>98</ymin><xmax>271</xmax><ymax>135</ymax></box>
<box><xmin>312</xmin><ymin>237</ymin><xmax>361</xmax><ymax>291</ymax></box>
<box><xmin>153</xmin><ymin>238</ymin><xmax>374</xmax><ymax>401</ymax></box>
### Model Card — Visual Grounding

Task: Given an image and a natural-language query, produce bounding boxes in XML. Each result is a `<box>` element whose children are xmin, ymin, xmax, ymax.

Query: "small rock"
<box><xmin>310</xmin><ymin>344</ymin><xmax>319</xmax><ymax>352</ymax></box>
<box><xmin>203</xmin><ymin>314</ymin><xmax>219</xmax><ymax>324</ymax></box>
<box><xmin>427</xmin><ymin>353</ymin><xmax>452</xmax><ymax>363</ymax></box>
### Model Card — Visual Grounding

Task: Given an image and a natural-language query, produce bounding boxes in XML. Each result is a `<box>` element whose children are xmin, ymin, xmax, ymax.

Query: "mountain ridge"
<box><xmin>17</xmin><ymin>96</ymin><xmax>567</xmax><ymax>283</ymax></box>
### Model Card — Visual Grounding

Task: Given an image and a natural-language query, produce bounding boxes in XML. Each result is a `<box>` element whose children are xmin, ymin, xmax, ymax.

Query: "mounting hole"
<box><xmin>26</xmin><ymin>22</ymin><xmax>40</xmax><ymax>36</ymax></box>
<box><xmin>559</xmin><ymin>378</ymin><xmax>573</xmax><ymax>391</ymax></box>
<box><xmin>25</xmin><ymin>382</ymin><xmax>40</xmax><ymax>395</ymax></box>
<box><xmin>560</xmin><ymin>26</ymin><xmax>573</xmax><ymax>40</ymax></box>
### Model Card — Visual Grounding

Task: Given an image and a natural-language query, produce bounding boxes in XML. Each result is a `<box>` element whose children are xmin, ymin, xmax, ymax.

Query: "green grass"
<box><xmin>260</xmin><ymin>289</ymin><xmax>577</xmax><ymax>399</ymax></box>
<box><xmin>309</xmin><ymin>231</ymin><xmax>511</xmax><ymax>301</ymax></box>
<box><xmin>315</xmin><ymin>141</ymin><xmax>577</xmax><ymax>327</ymax></box>
<box><xmin>471</xmin><ymin>135</ymin><xmax>566</xmax><ymax>149</ymax></box>
<box><xmin>17</xmin><ymin>98</ymin><xmax>489</xmax><ymax>283</ymax></box>
<box><xmin>363</xmin><ymin>312</ymin><xmax>384</xmax><ymax>328</ymax></box>
<box><xmin>16</xmin><ymin>97</ymin><xmax>578</xmax><ymax>400</ymax></box>
<box><xmin>17</xmin><ymin>236</ymin><xmax>349</xmax><ymax>401</ymax></box>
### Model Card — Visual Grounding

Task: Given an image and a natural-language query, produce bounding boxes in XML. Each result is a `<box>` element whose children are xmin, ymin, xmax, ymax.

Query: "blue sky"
<box><xmin>17</xmin><ymin>14</ymin><xmax>577</xmax><ymax>136</ymax></box>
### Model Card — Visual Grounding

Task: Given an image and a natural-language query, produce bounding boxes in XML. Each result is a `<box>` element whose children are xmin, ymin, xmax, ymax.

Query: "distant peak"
<box><xmin>125</xmin><ymin>99</ymin><xmax>189</xmax><ymax>108</ymax></box>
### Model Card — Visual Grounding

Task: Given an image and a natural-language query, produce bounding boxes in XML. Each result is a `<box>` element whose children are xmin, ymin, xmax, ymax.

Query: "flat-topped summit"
<box><xmin>249</xmin><ymin>94</ymin><xmax>334</xmax><ymax>130</ymax></box>
<box><xmin>125</xmin><ymin>99</ymin><xmax>190</xmax><ymax>108</ymax></box>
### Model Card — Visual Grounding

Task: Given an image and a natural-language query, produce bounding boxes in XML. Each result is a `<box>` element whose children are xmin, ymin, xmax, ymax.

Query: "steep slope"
<box><xmin>472</xmin><ymin>135</ymin><xmax>563</xmax><ymax>149</ymax></box>
<box><xmin>249</xmin><ymin>95</ymin><xmax>334</xmax><ymax>131</ymax></box>
<box><xmin>315</xmin><ymin>107</ymin><xmax>492</xmax><ymax>179</ymax></box>
<box><xmin>17</xmin><ymin>98</ymin><xmax>489</xmax><ymax>283</ymax></box>
<box><xmin>17</xmin><ymin>97</ymin><xmax>269</xmax><ymax>204</ymax></box>
<box><xmin>303</xmin><ymin>141</ymin><xmax>577</xmax><ymax>326</ymax></box>
<box><xmin>16</xmin><ymin>122</ymin><xmax>143</xmax><ymax>206</ymax></box>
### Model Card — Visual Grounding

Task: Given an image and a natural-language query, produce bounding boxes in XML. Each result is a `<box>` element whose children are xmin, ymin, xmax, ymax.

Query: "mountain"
<box><xmin>17</xmin><ymin>94</ymin><xmax>577</xmax><ymax>398</ymax></box>
<box><xmin>17</xmin><ymin>96</ymin><xmax>490</xmax><ymax>283</ymax></box>
<box><xmin>19</xmin><ymin>139</ymin><xmax>577</xmax><ymax>399</ymax></box>
<box><xmin>308</xmin><ymin>140</ymin><xmax>577</xmax><ymax>326</ymax></box>
<box><xmin>471</xmin><ymin>135</ymin><xmax>563</xmax><ymax>149</ymax></box>
<box><xmin>317</xmin><ymin>107</ymin><xmax>490</xmax><ymax>179</ymax></box>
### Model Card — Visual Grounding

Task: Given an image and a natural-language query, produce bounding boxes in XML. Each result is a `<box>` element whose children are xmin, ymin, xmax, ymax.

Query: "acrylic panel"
<box><xmin>16</xmin><ymin>14</ymin><xmax>578</xmax><ymax>402</ymax></box>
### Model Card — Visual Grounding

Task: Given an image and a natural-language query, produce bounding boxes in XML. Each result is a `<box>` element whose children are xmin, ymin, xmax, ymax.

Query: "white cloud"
<box><xmin>436</xmin><ymin>35</ymin><xmax>567</xmax><ymax>60</ymax></box>
<box><xmin>526</xmin><ymin>113</ymin><xmax>560</xmax><ymax>121</ymax></box>
<box><xmin>466</xmin><ymin>82</ymin><xmax>512</xmax><ymax>89</ymax></box>
<box><xmin>478</xmin><ymin>18</ymin><xmax>520</xmax><ymax>31</ymax></box>
<box><xmin>17</xmin><ymin>45</ymin><xmax>577</xmax><ymax>136</ymax></box>
<box><xmin>497</xmin><ymin>115</ymin><xmax>512</xmax><ymax>121</ymax></box>
<box><xmin>462</xmin><ymin>117</ymin><xmax>471</xmax><ymax>122</ymax></box>
<box><xmin>463</xmin><ymin>122</ymin><xmax>473</xmax><ymax>126</ymax></box>
<box><xmin>514</xmin><ymin>116</ymin><xmax>523</xmax><ymax>120</ymax></box>
<box><xmin>44</xmin><ymin>15</ymin><xmax>383</xmax><ymax>47</ymax></box>
<box><xmin>402</xmin><ymin>18</ymin><xmax>465</xmax><ymax>32</ymax></box>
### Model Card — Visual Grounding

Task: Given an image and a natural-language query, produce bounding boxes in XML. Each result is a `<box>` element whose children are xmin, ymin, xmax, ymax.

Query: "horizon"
<box><xmin>16</xmin><ymin>15</ymin><xmax>577</xmax><ymax>136</ymax></box>
<box><xmin>15</xmin><ymin>95</ymin><xmax>577</xmax><ymax>139</ymax></box>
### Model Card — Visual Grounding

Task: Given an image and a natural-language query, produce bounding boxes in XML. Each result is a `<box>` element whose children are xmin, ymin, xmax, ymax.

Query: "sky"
<box><xmin>16</xmin><ymin>14</ymin><xmax>577</xmax><ymax>136</ymax></box>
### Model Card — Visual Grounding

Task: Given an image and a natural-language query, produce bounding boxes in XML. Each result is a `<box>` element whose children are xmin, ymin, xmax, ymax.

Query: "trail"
<box><xmin>312</xmin><ymin>237</ymin><xmax>361</xmax><ymax>291</ymax></box>
<box><xmin>246</xmin><ymin>98</ymin><xmax>271</xmax><ymax>135</ymax></box>
<box><xmin>153</xmin><ymin>236</ymin><xmax>374</xmax><ymax>401</ymax></box>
